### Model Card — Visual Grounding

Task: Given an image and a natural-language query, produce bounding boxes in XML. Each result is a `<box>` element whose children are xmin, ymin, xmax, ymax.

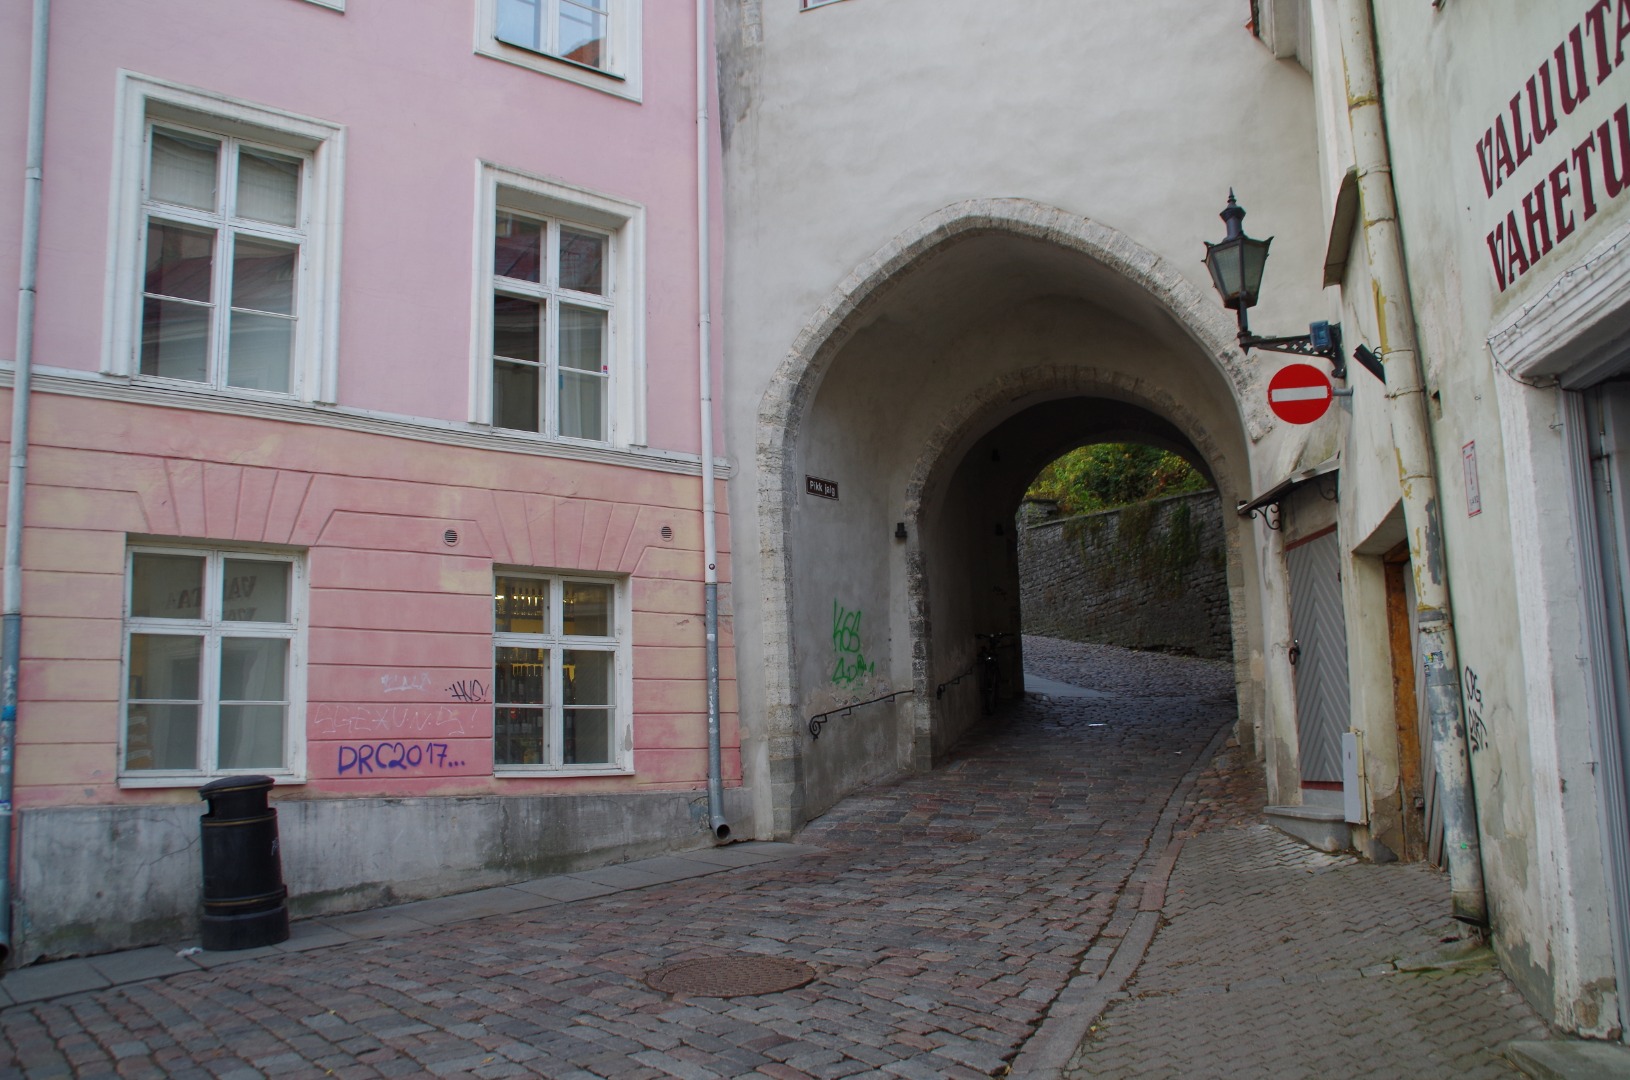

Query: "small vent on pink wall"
<box><xmin>444</xmin><ymin>529</ymin><xmax>459</xmax><ymax>547</ymax></box>
<box><xmin>660</xmin><ymin>526</ymin><xmax>673</xmax><ymax>541</ymax></box>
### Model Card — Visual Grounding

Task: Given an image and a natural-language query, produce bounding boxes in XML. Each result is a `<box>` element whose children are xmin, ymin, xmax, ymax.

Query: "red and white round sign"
<box><xmin>1267</xmin><ymin>363</ymin><xmax>1333</xmax><ymax>424</ymax></box>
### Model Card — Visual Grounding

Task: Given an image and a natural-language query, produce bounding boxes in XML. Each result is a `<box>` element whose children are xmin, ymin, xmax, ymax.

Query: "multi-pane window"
<box><xmin>139</xmin><ymin>125</ymin><xmax>306</xmax><ymax>394</ymax></box>
<box><xmin>491</xmin><ymin>209</ymin><xmax>612</xmax><ymax>442</ymax></box>
<box><xmin>493</xmin><ymin>573</ymin><xmax>625</xmax><ymax>771</ymax></box>
<box><xmin>496</xmin><ymin>0</ymin><xmax>611</xmax><ymax>69</ymax></box>
<box><xmin>122</xmin><ymin>549</ymin><xmax>303</xmax><ymax>781</ymax></box>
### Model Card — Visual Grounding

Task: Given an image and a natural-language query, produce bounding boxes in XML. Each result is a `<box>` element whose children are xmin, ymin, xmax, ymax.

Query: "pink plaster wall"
<box><xmin>4</xmin><ymin>393</ymin><xmax>739</xmax><ymax>808</ymax></box>
<box><xmin>0</xmin><ymin>0</ymin><xmax>727</xmax><ymax>454</ymax></box>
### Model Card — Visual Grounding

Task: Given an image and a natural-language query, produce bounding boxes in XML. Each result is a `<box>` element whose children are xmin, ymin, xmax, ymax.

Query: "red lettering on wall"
<box><xmin>1526</xmin><ymin>69</ymin><xmax>1560</xmax><ymax>147</ymax></box>
<box><xmin>1551</xmin><ymin>160</ymin><xmax>1578</xmax><ymax>245</ymax></box>
<box><xmin>1523</xmin><ymin>180</ymin><xmax>1554</xmax><ymax>259</ymax></box>
<box><xmin>1574</xmin><ymin>133</ymin><xmax>1602</xmax><ymax>218</ymax></box>
<box><xmin>1505</xmin><ymin>209</ymin><xmax>1532</xmax><ymax>283</ymax></box>
<box><xmin>1558</xmin><ymin>27</ymin><xmax>1594</xmax><ymax>114</ymax></box>
<box><xmin>1486</xmin><ymin>223</ymin><xmax>1510</xmax><ymax>292</ymax></box>
<box><xmin>1509</xmin><ymin>94</ymin><xmax>1535</xmax><ymax>169</ymax></box>
<box><xmin>1599</xmin><ymin>103</ymin><xmax>1630</xmax><ymax>197</ymax></box>
<box><xmin>1477</xmin><ymin>130</ymin><xmax>1499</xmax><ymax>197</ymax></box>
<box><xmin>1587</xmin><ymin>0</ymin><xmax>1617</xmax><ymax>83</ymax></box>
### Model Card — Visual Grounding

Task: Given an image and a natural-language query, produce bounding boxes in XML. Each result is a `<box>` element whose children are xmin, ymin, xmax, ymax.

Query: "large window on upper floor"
<box><xmin>140</xmin><ymin>127</ymin><xmax>306</xmax><ymax>393</ymax></box>
<box><xmin>105</xmin><ymin>74</ymin><xmax>344</xmax><ymax>403</ymax></box>
<box><xmin>476</xmin><ymin>0</ymin><xmax>643</xmax><ymax>101</ymax></box>
<box><xmin>473</xmin><ymin>164</ymin><xmax>646</xmax><ymax>447</ymax></box>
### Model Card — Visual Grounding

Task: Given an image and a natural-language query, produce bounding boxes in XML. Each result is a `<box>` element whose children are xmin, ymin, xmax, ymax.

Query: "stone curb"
<box><xmin>1009</xmin><ymin>718</ymin><xmax>1235</xmax><ymax>1079</ymax></box>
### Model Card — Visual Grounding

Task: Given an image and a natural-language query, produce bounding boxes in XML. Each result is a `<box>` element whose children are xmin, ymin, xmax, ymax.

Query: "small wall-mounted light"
<box><xmin>1203</xmin><ymin>191</ymin><xmax>1383</xmax><ymax>384</ymax></box>
<box><xmin>894</xmin><ymin>522</ymin><xmax>907</xmax><ymax>540</ymax></box>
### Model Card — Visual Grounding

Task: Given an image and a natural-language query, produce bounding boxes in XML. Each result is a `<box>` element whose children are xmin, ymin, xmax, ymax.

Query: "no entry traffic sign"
<box><xmin>1267</xmin><ymin>363</ymin><xmax>1333</xmax><ymax>424</ymax></box>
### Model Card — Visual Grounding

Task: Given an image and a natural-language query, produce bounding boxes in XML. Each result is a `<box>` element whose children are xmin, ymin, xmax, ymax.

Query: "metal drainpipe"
<box><xmin>697</xmin><ymin>0</ymin><xmax>728</xmax><ymax>841</ymax></box>
<box><xmin>1336</xmin><ymin>0</ymin><xmax>1486</xmax><ymax>925</ymax></box>
<box><xmin>2</xmin><ymin>0</ymin><xmax>51</xmax><ymax>964</ymax></box>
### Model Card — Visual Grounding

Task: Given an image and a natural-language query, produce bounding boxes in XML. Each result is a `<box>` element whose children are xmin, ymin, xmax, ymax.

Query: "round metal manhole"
<box><xmin>647</xmin><ymin>955</ymin><xmax>816</xmax><ymax>998</ymax></box>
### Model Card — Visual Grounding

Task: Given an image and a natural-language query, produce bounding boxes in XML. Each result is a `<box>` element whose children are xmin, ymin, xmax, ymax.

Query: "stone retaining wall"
<box><xmin>1018</xmin><ymin>491</ymin><xmax>1232</xmax><ymax>659</ymax></box>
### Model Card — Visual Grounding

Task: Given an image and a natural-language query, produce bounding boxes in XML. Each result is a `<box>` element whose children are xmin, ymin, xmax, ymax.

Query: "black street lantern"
<box><xmin>1201</xmin><ymin>191</ymin><xmax>1384</xmax><ymax>383</ymax></box>
<box><xmin>1204</xmin><ymin>191</ymin><xmax>1272</xmax><ymax>317</ymax></box>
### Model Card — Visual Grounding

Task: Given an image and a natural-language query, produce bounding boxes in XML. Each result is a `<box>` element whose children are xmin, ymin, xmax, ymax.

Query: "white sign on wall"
<box><xmin>1464</xmin><ymin>440</ymin><xmax>1483</xmax><ymax>517</ymax></box>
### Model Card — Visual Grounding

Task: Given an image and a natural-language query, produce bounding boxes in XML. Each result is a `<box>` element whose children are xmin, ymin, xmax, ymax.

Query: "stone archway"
<box><xmin>754</xmin><ymin>198</ymin><xmax>1263</xmax><ymax>836</ymax></box>
<box><xmin>896</xmin><ymin>367</ymin><xmax>1256</xmax><ymax>773</ymax></box>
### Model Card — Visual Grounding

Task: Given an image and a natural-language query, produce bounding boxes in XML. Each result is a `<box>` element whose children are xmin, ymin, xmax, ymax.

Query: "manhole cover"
<box><xmin>648</xmin><ymin>955</ymin><xmax>816</xmax><ymax>997</ymax></box>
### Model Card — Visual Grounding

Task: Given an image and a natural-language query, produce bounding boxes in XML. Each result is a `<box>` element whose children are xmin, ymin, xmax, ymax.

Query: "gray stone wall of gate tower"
<box><xmin>1018</xmin><ymin>491</ymin><xmax>1233</xmax><ymax>660</ymax></box>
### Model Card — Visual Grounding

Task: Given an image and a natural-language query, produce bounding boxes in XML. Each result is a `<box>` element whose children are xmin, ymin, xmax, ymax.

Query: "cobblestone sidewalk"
<box><xmin>1062</xmin><ymin>738</ymin><xmax>1553</xmax><ymax>1080</ymax></box>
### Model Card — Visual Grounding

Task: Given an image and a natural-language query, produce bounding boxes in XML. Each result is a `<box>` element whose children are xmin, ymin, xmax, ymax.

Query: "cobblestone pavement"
<box><xmin>1062</xmin><ymin>732</ymin><xmax>1552</xmax><ymax>1080</ymax></box>
<box><xmin>0</xmin><ymin>639</ymin><xmax>1550</xmax><ymax>1079</ymax></box>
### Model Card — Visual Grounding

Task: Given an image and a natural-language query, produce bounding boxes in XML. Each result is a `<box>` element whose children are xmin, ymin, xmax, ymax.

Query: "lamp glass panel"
<box><xmin>1240</xmin><ymin>239</ymin><xmax>1271</xmax><ymax>305</ymax></box>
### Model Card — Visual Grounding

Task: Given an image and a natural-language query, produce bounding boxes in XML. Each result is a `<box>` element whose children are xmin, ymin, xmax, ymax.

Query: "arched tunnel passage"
<box><xmin>1016</xmin><ymin>431</ymin><xmax>1235</xmax><ymax>665</ymax></box>
<box><xmin>914</xmin><ymin>397</ymin><xmax>1236</xmax><ymax>769</ymax></box>
<box><xmin>750</xmin><ymin>201</ymin><xmax>1266</xmax><ymax>834</ymax></box>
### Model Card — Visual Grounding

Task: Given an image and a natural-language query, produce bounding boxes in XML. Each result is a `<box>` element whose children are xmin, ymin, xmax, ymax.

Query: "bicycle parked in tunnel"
<box><xmin>976</xmin><ymin>632</ymin><xmax>1014</xmax><ymax>714</ymax></box>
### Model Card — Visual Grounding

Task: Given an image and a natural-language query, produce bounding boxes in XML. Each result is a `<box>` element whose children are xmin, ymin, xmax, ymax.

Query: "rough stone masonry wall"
<box><xmin>1018</xmin><ymin>491</ymin><xmax>1232</xmax><ymax>659</ymax></box>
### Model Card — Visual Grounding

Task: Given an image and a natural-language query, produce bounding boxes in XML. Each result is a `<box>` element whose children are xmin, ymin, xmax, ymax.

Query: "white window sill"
<box><xmin>120</xmin><ymin>772</ymin><xmax>306</xmax><ymax>790</ymax></box>
<box><xmin>475</xmin><ymin>39</ymin><xmax>641</xmax><ymax>102</ymax></box>
<box><xmin>494</xmin><ymin>766</ymin><xmax>635</xmax><ymax>779</ymax></box>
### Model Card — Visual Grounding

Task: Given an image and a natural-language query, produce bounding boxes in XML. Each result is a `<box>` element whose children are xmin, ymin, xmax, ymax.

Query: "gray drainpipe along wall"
<box><xmin>3</xmin><ymin>0</ymin><xmax>51</xmax><ymax>965</ymax></box>
<box><xmin>697</xmin><ymin>0</ymin><xmax>728</xmax><ymax>841</ymax></box>
<box><xmin>1336</xmin><ymin>0</ymin><xmax>1487</xmax><ymax>926</ymax></box>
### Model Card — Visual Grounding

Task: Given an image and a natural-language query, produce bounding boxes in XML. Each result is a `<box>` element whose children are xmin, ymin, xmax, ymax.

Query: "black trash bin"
<box><xmin>198</xmin><ymin>775</ymin><xmax>289</xmax><ymax>950</ymax></box>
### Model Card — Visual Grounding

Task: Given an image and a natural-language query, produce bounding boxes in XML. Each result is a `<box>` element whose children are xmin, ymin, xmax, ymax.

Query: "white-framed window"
<box><xmin>120</xmin><ymin>546</ymin><xmax>306</xmax><ymax>785</ymax></box>
<box><xmin>105</xmin><ymin>73</ymin><xmax>345</xmax><ymax>403</ymax></box>
<box><xmin>492</xmin><ymin>571</ymin><xmax>632</xmax><ymax>774</ymax></box>
<box><xmin>475</xmin><ymin>0</ymin><xmax>643</xmax><ymax>101</ymax></box>
<box><xmin>473</xmin><ymin>164</ymin><xmax>646</xmax><ymax>446</ymax></box>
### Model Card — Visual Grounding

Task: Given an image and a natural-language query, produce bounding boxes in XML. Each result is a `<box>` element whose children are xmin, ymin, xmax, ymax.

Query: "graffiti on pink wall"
<box><xmin>336</xmin><ymin>741</ymin><xmax>469</xmax><ymax>775</ymax></box>
<box><xmin>311</xmin><ymin>703</ymin><xmax>478</xmax><ymax>737</ymax></box>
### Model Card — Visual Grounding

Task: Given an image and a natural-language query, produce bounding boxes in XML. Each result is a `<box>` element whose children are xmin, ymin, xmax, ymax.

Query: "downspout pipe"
<box><xmin>697</xmin><ymin>0</ymin><xmax>728</xmax><ymax>841</ymax></box>
<box><xmin>2</xmin><ymin>0</ymin><xmax>51</xmax><ymax>964</ymax></box>
<box><xmin>1336</xmin><ymin>0</ymin><xmax>1486</xmax><ymax>925</ymax></box>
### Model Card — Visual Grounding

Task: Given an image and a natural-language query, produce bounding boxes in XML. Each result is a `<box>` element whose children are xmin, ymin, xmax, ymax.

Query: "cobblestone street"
<box><xmin>0</xmin><ymin>639</ymin><xmax>1553</xmax><ymax>1079</ymax></box>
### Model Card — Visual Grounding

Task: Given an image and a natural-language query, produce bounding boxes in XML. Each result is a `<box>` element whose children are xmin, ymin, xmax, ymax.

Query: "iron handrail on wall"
<box><xmin>808</xmin><ymin>689</ymin><xmax>915</xmax><ymax>740</ymax></box>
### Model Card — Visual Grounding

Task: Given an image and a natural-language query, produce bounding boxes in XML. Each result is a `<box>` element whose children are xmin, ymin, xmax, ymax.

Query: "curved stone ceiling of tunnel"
<box><xmin>757</xmin><ymin>198</ymin><xmax>1265</xmax><ymax>482</ymax></box>
<box><xmin>970</xmin><ymin>398</ymin><xmax>1213</xmax><ymax>516</ymax></box>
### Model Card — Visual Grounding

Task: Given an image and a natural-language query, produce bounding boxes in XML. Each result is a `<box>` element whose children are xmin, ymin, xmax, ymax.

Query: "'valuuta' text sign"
<box><xmin>1479</xmin><ymin>2</ymin><xmax>1630</xmax><ymax>293</ymax></box>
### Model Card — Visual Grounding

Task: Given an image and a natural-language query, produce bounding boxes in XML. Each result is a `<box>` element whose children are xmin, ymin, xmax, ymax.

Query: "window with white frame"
<box><xmin>492</xmin><ymin>210</ymin><xmax>613</xmax><ymax>440</ymax></box>
<box><xmin>122</xmin><ymin>547</ymin><xmax>305</xmax><ymax>783</ymax></box>
<box><xmin>106</xmin><ymin>74</ymin><xmax>343</xmax><ymax>402</ymax></box>
<box><xmin>140</xmin><ymin>126</ymin><xmax>308</xmax><ymax>393</ymax></box>
<box><xmin>474</xmin><ymin>166</ymin><xmax>645</xmax><ymax>446</ymax></box>
<box><xmin>497</xmin><ymin>0</ymin><xmax>607</xmax><ymax>65</ymax></box>
<box><xmin>477</xmin><ymin>0</ymin><xmax>643</xmax><ymax>100</ymax></box>
<box><xmin>492</xmin><ymin>572</ymin><xmax>630</xmax><ymax>772</ymax></box>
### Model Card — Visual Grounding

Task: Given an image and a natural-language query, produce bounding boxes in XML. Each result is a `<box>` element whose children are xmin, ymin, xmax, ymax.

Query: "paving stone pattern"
<box><xmin>0</xmin><ymin>639</ymin><xmax>1549</xmax><ymax>1079</ymax></box>
<box><xmin>1065</xmin><ymin>738</ymin><xmax>1551</xmax><ymax>1080</ymax></box>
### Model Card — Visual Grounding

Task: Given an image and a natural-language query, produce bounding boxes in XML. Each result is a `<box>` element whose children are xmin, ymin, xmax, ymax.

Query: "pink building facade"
<box><xmin>0</xmin><ymin>0</ymin><xmax>738</xmax><ymax>962</ymax></box>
